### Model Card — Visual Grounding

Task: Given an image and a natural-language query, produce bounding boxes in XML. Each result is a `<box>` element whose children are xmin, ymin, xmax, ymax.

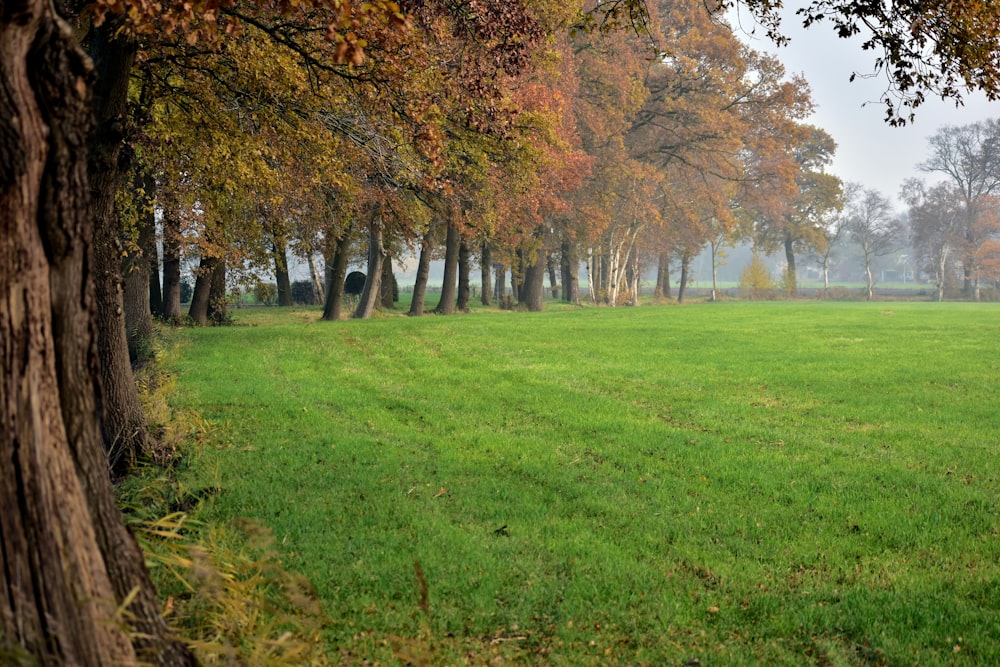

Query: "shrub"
<box><xmin>291</xmin><ymin>280</ymin><xmax>316</xmax><ymax>305</ymax></box>
<box><xmin>254</xmin><ymin>282</ymin><xmax>278</xmax><ymax>306</ymax></box>
<box><xmin>738</xmin><ymin>253</ymin><xmax>777</xmax><ymax>300</ymax></box>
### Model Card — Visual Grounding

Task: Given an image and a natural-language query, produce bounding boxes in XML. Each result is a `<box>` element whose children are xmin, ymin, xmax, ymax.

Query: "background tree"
<box><xmin>918</xmin><ymin>119</ymin><xmax>1000</xmax><ymax>300</ymax></box>
<box><xmin>845</xmin><ymin>186</ymin><xmax>903</xmax><ymax>300</ymax></box>
<box><xmin>902</xmin><ymin>178</ymin><xmax>967</xmax><ymax>301</ymax></box>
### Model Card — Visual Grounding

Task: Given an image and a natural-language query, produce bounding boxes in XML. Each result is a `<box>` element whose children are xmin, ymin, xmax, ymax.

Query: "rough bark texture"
<box><xmin>87</xmin><ymin>16</ymin><xmax>152</xmax><ymax>475</ymax></box>
<box><xmin>480</xmin><ymin>242</ymin><xmax>492</xmax><ymax>306</ymax></box>
<box><xmin>207</xmin><ymin>257</ymin><xmax>227</xmax><ymax>323</ymax></box>
<box><xmin>307</xmin><ymin>253</ymin><xmax>325</xmax><ymax>305</ymax></box>
<box><xmin>354</xmin><ymin>215</ymin><xmax>384</xmax><ymax>319</ymax></box>
<box><xmin>409</xmin><ymin>227</ymin><xmax>434</xmax><ymax>316</ymax></box>
<box><xmin>434</xmin><ymin>221</ymin><xmax>459</xmax><ymax>314</ymax></box>
<box><xmin>1</xmin><ymin>5</ymin><xmax>195</xmax><ymax>664</ymax></box>
<box><xmin>188</xmin><ymin>254</ymin><xmax>216</xmax><ymax>326</ymax></box>
<box><xmin>160</xmin><ymin>206</ymin><xmax>183</xmax><ymax>322</ymax></box>
<box><xmin>456</xmin><ymin>238</ymin><xmax>471</xmax><ymax>312</ymax></box>
<box><xmin>380</xmin><ymin>256</ymin><xmax>395</xmax><ymax>309</ymax></box>
<box><xmin>560</xmin><ymin>239</ymin><xmax>579</xmax><ymax>304</ymax></box>
<box><xmin>321</xmin><ymin>232</ymin><xmax>350</xmax><ymax>321</ymax></box>
<box><xmin>520</xmin><ymin>250</ymin><xmax>546</xmax><ymax>312</ymax></box>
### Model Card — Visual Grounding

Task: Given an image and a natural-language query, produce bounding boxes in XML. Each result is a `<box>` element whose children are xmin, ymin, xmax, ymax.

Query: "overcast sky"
<box><xmin>731</xmin><ymin>7</ymin><xmax>998</xmax><ymax>209</ymax></box>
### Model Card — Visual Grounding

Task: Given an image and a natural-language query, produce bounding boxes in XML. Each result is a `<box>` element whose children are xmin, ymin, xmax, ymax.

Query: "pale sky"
<box><xmin>731</xmin><ymin>6</ymin><xmax>998</xmax><ymax>208</ymax></box>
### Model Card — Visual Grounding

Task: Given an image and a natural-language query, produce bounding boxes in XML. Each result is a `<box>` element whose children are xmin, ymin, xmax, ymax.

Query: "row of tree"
<box><xmin>5</xmin><ymin>0</ymin><xmax>1000</xmax><ymax>663</ymax></box>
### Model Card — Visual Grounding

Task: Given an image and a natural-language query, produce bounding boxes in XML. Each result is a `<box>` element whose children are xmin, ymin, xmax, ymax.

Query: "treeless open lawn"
<box><xmin>163</xmin><ymin>302</ymin><xmax>1000</xmax><ymax>665</ymax></box>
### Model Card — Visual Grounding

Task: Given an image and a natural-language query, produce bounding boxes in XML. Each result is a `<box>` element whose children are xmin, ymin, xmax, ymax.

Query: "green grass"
<box><xmin>164</xmin><ymin>302</ymin><xmax>1000</xmax><ymax>665</ymax></box>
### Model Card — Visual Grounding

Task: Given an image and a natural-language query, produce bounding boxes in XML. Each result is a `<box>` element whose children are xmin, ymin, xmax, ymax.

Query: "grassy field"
<box><xmin>162</xmin><ymin>302</ymin><xmax>1000</xmax><ymax>665</ymax></box>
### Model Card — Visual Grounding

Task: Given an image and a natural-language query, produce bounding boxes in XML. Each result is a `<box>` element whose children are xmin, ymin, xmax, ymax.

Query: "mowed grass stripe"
<box><xmin>166</xmin><ymin>302</ymin><xmax>1000</xmax><ymax>665</ymax></box>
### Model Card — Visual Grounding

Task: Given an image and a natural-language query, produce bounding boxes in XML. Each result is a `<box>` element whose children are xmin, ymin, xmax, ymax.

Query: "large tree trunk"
<box><xmin>1</xmin><ymin>5</ymin><xmax>195</xmax><ymax>664</ymax></box>
<box><xmin>560</xmin><ymin>239</ymin><xmax>580</xmax><ymax>304</ymax></box>
<box><xmin>457</xmin><ymin>238</ymin><xmax>471</xmax><ymax>312</ymax></box>
<box><xmin>124</xmin><ymin>172</ymin><xmax>156</xmax><ymax>366</ymax></box>
<box><xmin>188</xmin><ymin>254</ymin><xmax>216</xmax><ymax>326</ymax></box>
<box><xmin>322</xmin><ymin>232</ymin><xmax>350</xmax><ymax>321</ymax></box>
<box><xmin>783</xmin><ymin>232</ymin><xmax>798</xmax><ymax>296</ymax></box>
<box><xmin>654</xmin><ymin>251</ymin><xmax>669</xmax><ymax>299</ymax></box>
<box><xmin>520</xmin><ymin>248</ymin><xmax>546</xmax><ymax>312</ymax></box>
<box><xmin>88</xmin><ymin>16</ymin><xmax>154</xmax><ymax>474</ymax></box>
<box><xmin>480</xmin><ymin>242</ymin><xmax>492</xmax><ymax>306</ymax></box>
<box><xmin>207</xmin><ymin>257</ymin><xmax>227</xmax><ymax>323</ymax></box>
<box><xmin>380</xmin><ymin>255</ymin><xmax>396</xmax><ymax>309</ymax></box>
<box><xmin>272</xmin><ymin>234</ymin><xmax>293</xmax><ymax>307</ymax></box>
<box><xmin>409</xmin><ymin>226</ymin><xmax>434</xmax><ymax>316</ymax></box>
<box><xmin>435</xmin><ymin>220</ymin><xmax>459</xmax><ymax>314</ymax></box>
<box><xmin>160</xmin><ymin>203</ymin><xmax>183</xmax><ymax>322</ymax></box>
<box><xmin>354</xmin><ymin>213</ymin><xmax>385</xmax><ymax>319</ymax></box>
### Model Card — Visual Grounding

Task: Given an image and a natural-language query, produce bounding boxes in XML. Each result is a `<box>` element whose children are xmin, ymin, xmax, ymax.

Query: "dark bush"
<box><xmin>344</xmin><ymin>271</ymin><xmax>366</xmax><ymax>297</ymax></box>
<box><xmin>291</xmin><ymin>280</ymin><xmax>316</xmax><ymax>305</ymax></box>
<box><xmin>180</xmin><ymin>280</ymin><xmax>193</xmax><ymax>304</ymax></box>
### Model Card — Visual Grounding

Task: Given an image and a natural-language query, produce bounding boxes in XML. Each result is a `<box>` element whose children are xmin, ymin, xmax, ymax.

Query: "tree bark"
<box><xmin>272</xmin><ymin>234</ymin><xmax>292</xmax><ymax>307</ymax></box>
<box><xmin>188</xmin><ymin>254</ymin><xmax>216</xmax><ymax>326</ymax></box>
<box><xmin>207</xmin><ymin>257</ymin><xmax>227</xmax><ymax>323</ymax></box>
<box><xmin>547</xmin><ymin>252</ymin><xmax>560</xmax><ymax>300</ymax></box>
<box><xmin>560</xmin><ymin>239</ymin><xmax>579</xmax><ymax>304</ymax></box>
<box><xmin>308</xmin><ymin>253</ymin><xmax>325</xmax><ymax>305</ymax></box>
<box><xmin>321</xmin><ymin>232</ymin><xmax>350</xmax><ymax>321</ymax></box>
<box><xmin>434</xmin><ymin>220</ymin><xmax>459</xmax><ymax>314</ymax></box>
<box><xmin>409</xmin><ymin>225</ymin><xmax>434</xmax><ymax>316</ymax></box>
<box><xmin>355</xmin><ymin>214</ymin><xmax>385</xmax><ymax>319</ymax></box>
<box><xmin>520</xmin><ymin>248</ymin><xmax>546</xmax><ymax>312</ymax></box>
<box><xmin>783</xmin><ymin>232</ymin><xmax>798</xmax><ymax>296</ymax></box>
<box><xmin>380</xmin><ymin>255</ymin><xmax>395</xmax><ymax>309</ymax></box>
<box><xmin>87</xmin><ymin>16</ymin><xmax>155</xmax><ymax>475</ymax></box>
<box><xmin>457</xmin><ymin>238</ymin><xmax>471</xmax><ymax>312</ymax></box>
<box><xmin>1</xmin><ymin>5</ymin><xmax>195</xmax><ymax>664</ymax></box>
<box><xmin>124</xmin><ymin>172</ymin><xmax>156</xmax><ymax>366</ymax></box>
<box><xmin>480</xmin><ymin>242</ymin><xmax>492</xmax><ymax>306</ymax></box>
<box><xmin>678</xmin><ymin>255</ymin><xmax>690</xmax><ymax>304</ymax></box>
<box><xmin>160</xmin><ymin>203</ymin><xmax>183</xmax><ymax>322</ymax></box>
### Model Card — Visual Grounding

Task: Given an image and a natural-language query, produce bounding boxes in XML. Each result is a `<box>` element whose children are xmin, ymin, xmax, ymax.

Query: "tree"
<box><xmin>1</xmin><ymin>3</ymin><xmax>196</xmax><ymax>664</ymax></box>
<box><xmin>902</xmin><ymin>178</ymin><xmax>967</xmax><ymax>301</ymax></box>
<box><xmin>845</xmin><ymin>187</ymin><xmax>903</xmax><ymax>300</ymax></box>
<box><xmin>919</xmin><ymin>119</ymin><xmax>1000</xmax><ymax>300</ymax></box>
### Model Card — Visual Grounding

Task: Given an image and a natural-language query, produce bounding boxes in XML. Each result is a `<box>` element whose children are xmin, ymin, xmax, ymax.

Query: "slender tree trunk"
<box><xmin>435</xmin><ymin>220</ymin><xmax>459</xmax><ymax>314</ymax></box>
<box><xmin>521</xmin><ymin>248</ymin><xmax>546</xmax><ymax>312</ymax></box>
<box><xmin>560</xmin><ymin>239</ymin><xmax>579</xmax><ymax>304</ymax></box>
<box><xmin>322</xmin><ymin>232</ymin><xmax>350</xmax><ymax>321</ymax></box>
<box><xmin>783</xmin><ymin>233</ymin><xmax>798</xmax><ymax>296</ymax></box>
<box><xmin>188</xmin><ymin>254</ymin><xmax>216</xmax><ymax>326</ymax></box>
<box><xmin>480</xmin><ymin>242</ymin><xmax>493</xmax><ymax>306</ymax></box>
<box><xmin>547</xmin><ymin>252</ymin><xmax>560</xmax><ymax>300</ymax></box>
<box><xmin>1</xmin><ymin>6</ymin><xmax>195</xmax><ymax>664</ymax></box>
<box><xmin>143</xmin><ymin>176</ymin><xmax>163</xmax><ymax>316</ymax></box>
<box><xmin>308</xmin><ymin>253</ymin><xmax>325</xmax><ymax>305</ymax></box>
<box><xmin>355</xmin><ymin>213</ymin><xmax>385</xmax><ymax>319</ymax></box>
<box><xmin>380</xmin><ymin>256</ymin><xmax>395</xmax><ymax>309</ymax></box>
<box><xmin>124</xmin><ymin>172</ymin><xmax>156</xmax><ymax>365</ymax></box>
<box><xmin>160</xmin><ymin>204</ymin><xmax>183</xmax><ymax>322</ymax></box>
<box><xmin>409</xmin><ymin>226</ymin><xmax>434</xmax><ymax>316</ymax></box>
<box><xmin>865</xmin><ymin>258</ymin><xmax>875</xmax><ymax>301</ymax></box>
<box><xmin>678</xmin><ymin>255</ymin><xmax>690</xmax><ymax>304</ymax></box>
<box><xmin>457</xmin><ymin>238</ymin><xmax>471</xmax><ymax>312</ymax></box>
<box><xmin>272</xmin><ymin>234</ymin><xmax>292</xmax><ymax>307</ymax></box>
